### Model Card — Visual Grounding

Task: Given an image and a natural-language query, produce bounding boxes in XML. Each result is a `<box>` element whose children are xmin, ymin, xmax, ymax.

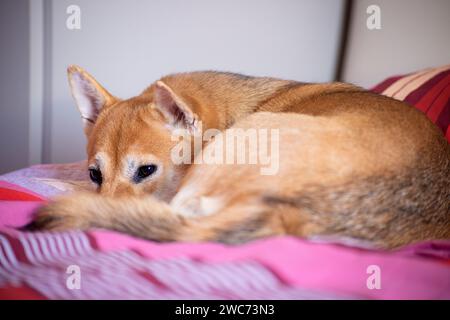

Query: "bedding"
<box><xmin>372</xmin><ymin>64</ymin><xmax>450</xmax><ymax>140</ymax></box>
<box><xmin>1</xmin><ymin>65</ymin><xmax>450</xmax><ymax>300</ymax></box>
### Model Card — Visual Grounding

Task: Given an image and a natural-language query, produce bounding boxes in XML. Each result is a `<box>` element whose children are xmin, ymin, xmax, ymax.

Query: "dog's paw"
<box><xmin>21</xmin><ymin>195</ymin><xmax>93</xmax><ymax>232</ymax></box>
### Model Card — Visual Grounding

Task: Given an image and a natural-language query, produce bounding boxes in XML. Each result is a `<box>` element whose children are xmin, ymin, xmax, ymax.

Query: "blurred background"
<box><xmin>0</xmin><ymin>0</ymin><xmax>449</xmax><ymax>173</ymax></box>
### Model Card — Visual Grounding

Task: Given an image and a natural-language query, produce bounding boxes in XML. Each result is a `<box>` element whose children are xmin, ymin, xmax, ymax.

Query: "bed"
<box><xmin>1</xmin><ymin>65</ymin><xmax>449</xmax><ymax>300</ymax></box>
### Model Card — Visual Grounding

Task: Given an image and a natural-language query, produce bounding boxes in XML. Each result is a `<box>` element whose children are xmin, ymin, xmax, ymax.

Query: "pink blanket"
<box><xmin>0</xmin><ymin>166</ymin><xmax>449</xmax><ymax>300</ymax></box>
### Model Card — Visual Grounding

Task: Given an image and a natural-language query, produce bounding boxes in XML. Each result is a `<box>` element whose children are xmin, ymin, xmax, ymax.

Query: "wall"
<box><xmin>47</xmin><ymin>0</ymin><xmax>346</xmax><ymax>164</ymax></box>
<box><xmin>341</xmin><ymin>0</ymin><xmax>450</xmax><ymax>88</ymax></box>
<box><xmin>0</xmin><ymin>0</ymin><xmax>350</xmax><ymax>171</ymax></box>
<box><xmin>0</xmin><ymin>0</ymin><xmax>30</xmax><ymax>174</ymax></box>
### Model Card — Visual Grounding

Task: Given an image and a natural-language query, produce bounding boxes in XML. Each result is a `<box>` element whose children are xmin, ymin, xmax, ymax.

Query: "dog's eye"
<box><xmin>89</xmin><ymin>168</ymin><xmax>103</xmax><ymax>185</ymax></box>
<box><xmin>136</xmin><ymin>165</ymin><xmax>157</xmax><ymax>181</ymax></box>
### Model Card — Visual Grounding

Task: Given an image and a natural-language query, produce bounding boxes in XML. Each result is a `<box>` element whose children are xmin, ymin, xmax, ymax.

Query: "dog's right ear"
<box><xmin>67</xmin><ymin>65</ymin><xmax>118</xmax><ymax>137</ymax></box>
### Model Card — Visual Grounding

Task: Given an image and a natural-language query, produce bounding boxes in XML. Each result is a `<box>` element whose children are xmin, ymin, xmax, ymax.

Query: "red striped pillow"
<box><xmin>371</xmin><ymin>64</ymin><xmax>450</xmax><ymax>142</ymax></box>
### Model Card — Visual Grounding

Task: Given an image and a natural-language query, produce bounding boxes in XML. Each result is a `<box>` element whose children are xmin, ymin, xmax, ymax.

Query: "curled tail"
<box><xmin>24</xmin><ymin>192</ymin><xmax>278</xmax><ymax>244</ymax></box>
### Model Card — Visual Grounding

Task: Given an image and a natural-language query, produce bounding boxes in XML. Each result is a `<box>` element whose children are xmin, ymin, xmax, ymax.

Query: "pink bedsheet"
<box><xmin>0</xmin><ymin>165</ymin><xmax>449</xmax><ymax>300</ymax></box>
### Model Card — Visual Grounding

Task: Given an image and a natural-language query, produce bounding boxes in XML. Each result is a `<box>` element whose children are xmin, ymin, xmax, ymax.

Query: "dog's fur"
<box><xmin>26</xmin><ymin>66</ymin><xmax>450</xmax><ymax>249</ymax></box>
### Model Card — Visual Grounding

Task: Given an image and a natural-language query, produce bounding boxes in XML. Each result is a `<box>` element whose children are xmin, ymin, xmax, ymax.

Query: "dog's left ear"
<box><xmin>153</xmin><ymin>81</ymin><xmax>199</xmax><ymax>134</ymax></box>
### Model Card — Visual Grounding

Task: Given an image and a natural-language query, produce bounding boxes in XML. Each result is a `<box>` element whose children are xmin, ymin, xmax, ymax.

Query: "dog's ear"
<box><xmin>154</xmin><ymin>81</ymin><xmax>199</xmax><ymax>134</ymax></box>
<box><xmin>67</xmin><ymin>65</ymin><xmax>118</xmax><ymax>137</ymax></box>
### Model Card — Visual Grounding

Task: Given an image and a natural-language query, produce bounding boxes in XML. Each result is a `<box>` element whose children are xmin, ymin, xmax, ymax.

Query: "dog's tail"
<box><xmin>23</xmin><ymin>192</ymin><xmax>279</xmax><ymax>244</ymax></box>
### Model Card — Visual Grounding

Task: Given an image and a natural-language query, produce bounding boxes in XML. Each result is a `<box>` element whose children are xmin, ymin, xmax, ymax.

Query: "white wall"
<box><xmin>341</xmin><ymin>0</ymin><xmax>450</xmax><ymax>88</ymax></box>
<box><xmin>46</xmin><ymin>0</ymin><xmax>345</xmax><ymax>164</ymax></box>
<box><xmin>0</xmin><ymin>0</ymin><xmax>30</xmax><ymax>174</ymax></box>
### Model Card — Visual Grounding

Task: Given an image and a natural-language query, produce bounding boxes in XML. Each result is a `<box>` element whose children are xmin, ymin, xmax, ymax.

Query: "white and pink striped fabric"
<box><xmin>0</xmin><ymin>229</ymin><xmax>351</xmax><ymax>299</ymax></box>
<box><xmin>1</xmin><ymin>225</ymin><xmax>450</xmax><ymax>300</ymax></box>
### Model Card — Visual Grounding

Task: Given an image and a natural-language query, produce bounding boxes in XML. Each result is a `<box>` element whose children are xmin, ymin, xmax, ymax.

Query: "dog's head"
<box><xmin>68</xmin><ymin>66</ymin><xmax>200</xmax><ymax>201</ymax></box>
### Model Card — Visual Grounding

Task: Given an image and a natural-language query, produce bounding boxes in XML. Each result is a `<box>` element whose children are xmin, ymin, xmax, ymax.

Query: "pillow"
<box><xmin>371</xmin><ymin>64</ymin><xmax>450</xmax><ymax>142</ymax></box>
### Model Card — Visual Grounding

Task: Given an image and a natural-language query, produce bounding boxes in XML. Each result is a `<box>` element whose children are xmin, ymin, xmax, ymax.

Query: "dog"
<box><xmin>25</xmin><ymin>66</ymin><xmax>450</xmax><ymax>249</ymax></box>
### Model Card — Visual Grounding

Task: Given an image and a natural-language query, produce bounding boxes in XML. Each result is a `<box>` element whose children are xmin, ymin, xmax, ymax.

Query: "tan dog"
<box><xmin>26</xmin><ymin>66</ymin><xmax>450</xmax><ymax>249</ymax></box>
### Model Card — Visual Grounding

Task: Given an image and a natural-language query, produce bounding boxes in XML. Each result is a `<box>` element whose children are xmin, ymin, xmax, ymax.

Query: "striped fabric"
<box><xmin>372</xmin><ymin>64</ymin><xmax>450</xmax><ymax>142</ymax></box>
<box><xmin>0</xmin><ymin>231</ymin><xmax>343</xmax><ymax>300</ymax></box>
<box><xmin>1</xmin><ymin>181</ymin><xmax>450</xmax><ymax>300</ymax></box>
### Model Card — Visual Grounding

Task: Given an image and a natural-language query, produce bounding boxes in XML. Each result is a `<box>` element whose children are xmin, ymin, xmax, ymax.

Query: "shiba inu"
<box><xmin>26</xmin><ymin>66</ymin><xmax>450</xmax><ymax>249</ymax></box>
